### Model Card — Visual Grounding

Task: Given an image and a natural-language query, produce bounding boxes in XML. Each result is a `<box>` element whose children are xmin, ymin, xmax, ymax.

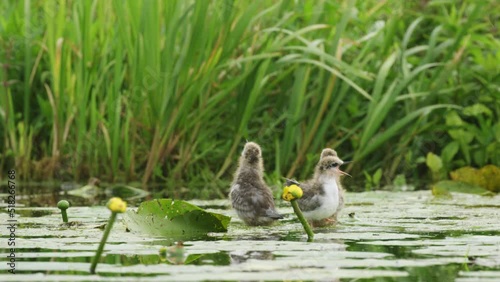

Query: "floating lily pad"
<box><xmin>432</xmin><ymin>180</ymin><xmax>491</xmax><ymax>196</ymax></box>
<box><xmin>123</xmin><ymin>199</ymin><xmax>231</xmax><ymax>237</ymax></box>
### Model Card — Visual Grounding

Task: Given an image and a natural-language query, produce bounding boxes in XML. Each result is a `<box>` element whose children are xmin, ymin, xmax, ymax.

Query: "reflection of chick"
<box><xmin>67</xmin><ymin>177</ymin><xmax>101</xmax><ymax>199</ymax></box>
<box><xmin>230</xmin><ymin>142</ymin><xmax>283</xmax><ymax>226</ymax></box>
<box><xmin>159</xmin><ymin>241</ymin><xmax>185</xmax><ymax>265</ymax></box>
<box><xmin>297</xmin><ymin>150</ymin><xmax>348</xmax><ymax>226</ymax></box>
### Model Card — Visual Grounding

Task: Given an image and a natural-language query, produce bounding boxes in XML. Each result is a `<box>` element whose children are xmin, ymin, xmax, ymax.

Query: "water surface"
<box><xmin>1</xmin><ymin>190</ymin><xmax>499</xmax><ymax>281</ymax></box>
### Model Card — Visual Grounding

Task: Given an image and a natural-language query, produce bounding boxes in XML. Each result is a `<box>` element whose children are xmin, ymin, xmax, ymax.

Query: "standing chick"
<box><xmin>296</xmin><ymin>149</ymin><xmax>348</xmax><ymax>226</ymax></box>
<box><xmin>230</xmin><ymin>142</ymin><xmax>283</xmax><ymax>226</ymax></box>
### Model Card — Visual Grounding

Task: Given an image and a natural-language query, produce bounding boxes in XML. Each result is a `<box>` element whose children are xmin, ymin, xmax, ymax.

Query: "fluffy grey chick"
<box><xmin>296</xmin><ymin>152</ymin><xmax>348</xmax><ymax>227</ymax></box>
<box><xmin>230</xmin><ymin>142</ymin><xmax>283</xmax><ymax>226</ymax></box>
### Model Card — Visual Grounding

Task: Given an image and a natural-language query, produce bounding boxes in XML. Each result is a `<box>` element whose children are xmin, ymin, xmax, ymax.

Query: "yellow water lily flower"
<box><xmin>107</xmin><ymin>197</ymin><xmax>127</xmax><ymax>213</ymax></box>
<box><xmin>282</xmin><ymin>184</ymin><xmax>303</xmax><ymax>201</ymax></box>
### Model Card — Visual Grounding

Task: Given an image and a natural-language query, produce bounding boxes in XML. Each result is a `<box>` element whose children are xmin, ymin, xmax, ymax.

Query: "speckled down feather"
<box><xmin>229</xmin><ymin>142</ymin><xmax>283</xmax><ymax>226</ymax></box>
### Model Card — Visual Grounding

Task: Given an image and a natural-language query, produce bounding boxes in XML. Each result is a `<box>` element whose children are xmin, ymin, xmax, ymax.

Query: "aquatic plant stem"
<box><xmin>290</xmin><ymin>200</ymin><xmax>314</xmax><ymax>242</ymax></box>
<box><xmin>90</xmin><ymin>212</ymin><xmax>117</xmax><ymax>274</ymax></box>
<box><xmin>61</xmin><ymin>210</ymin><xmax>68</xmax><ymax>223</ymax></box>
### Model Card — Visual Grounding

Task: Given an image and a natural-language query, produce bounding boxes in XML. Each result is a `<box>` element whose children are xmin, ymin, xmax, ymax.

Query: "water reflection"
<box><xmin>230</xmin><ymin>250</ymin><xmax>274</xmax><ymax>264</ymax></box>
<box><xmin>2</xmin><ymin>182</ymin><xmax>154</xmax><ymax>207</ymax></box>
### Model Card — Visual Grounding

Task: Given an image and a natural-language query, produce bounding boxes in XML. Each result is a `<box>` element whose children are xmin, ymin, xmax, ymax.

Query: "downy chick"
<box><xmin>297</xmin><ymin>150</ymin><xmax>348</xmax><ymax>226</ymax></box>
<box><xmin>230</xmin><ymin>142</ymin><xmax>283</xmax><ymax>226</ymax></box>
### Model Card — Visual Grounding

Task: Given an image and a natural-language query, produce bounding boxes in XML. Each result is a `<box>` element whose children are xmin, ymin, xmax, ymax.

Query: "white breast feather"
<box><xmin>302</xmin><ymin>178</ymin><xmax>340</xmax><ymax>220</ymax></box>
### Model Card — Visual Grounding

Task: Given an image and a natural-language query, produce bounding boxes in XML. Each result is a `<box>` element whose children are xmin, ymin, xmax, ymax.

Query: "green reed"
<box><xmin>0</xmin><ymin>0</ymin><xmax>498</xmax><ymax>194</ymax></box>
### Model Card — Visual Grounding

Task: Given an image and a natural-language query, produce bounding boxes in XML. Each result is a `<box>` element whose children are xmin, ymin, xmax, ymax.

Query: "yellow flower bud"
<box><xmin>282</xmin><ymin>184</ymin><xmax>303</xmax><ymax>201</ymax></box>
<box><xmin>107</xmin><ymin>197</ymin><xmax>127</xmax><ymax>213</ymax></box>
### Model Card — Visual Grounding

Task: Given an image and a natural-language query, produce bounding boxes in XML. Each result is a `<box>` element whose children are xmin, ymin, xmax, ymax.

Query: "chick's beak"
<box><xmin>336</xmin><ymin>163</ymin><xmax>352</xmax><ymax>177</ymax></box>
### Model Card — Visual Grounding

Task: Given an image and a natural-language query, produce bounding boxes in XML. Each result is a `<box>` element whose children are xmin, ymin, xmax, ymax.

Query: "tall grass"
<box><xmin>0</xmin><ymin>0</ymin><xmax>498</xmax><ymax>196</ymax></box>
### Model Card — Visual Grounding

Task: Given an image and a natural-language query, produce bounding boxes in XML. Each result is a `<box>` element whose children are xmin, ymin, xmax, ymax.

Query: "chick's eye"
<box><xmin>325</xmin><ymin>163</ymin><xmax>338</xmax><ymax>169</ymax></box>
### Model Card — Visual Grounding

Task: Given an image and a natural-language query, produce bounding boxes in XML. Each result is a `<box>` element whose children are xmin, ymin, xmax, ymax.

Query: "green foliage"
<box><xmin>427</xmin><ymin>102</ymin><xmax>500</xmax><ymax>190</ymax></box>
<box><xmin>450</xmin><ymin>165</ymin><xmax>500</xmax><ymax>193</ymax></box>
<box><xmin>363</xmin><ymin>168</ymin><xmax>383</xmax><ymax>191</ymax></box>
<box><xmin>426</xmin><ymin>152</ymin><xmax>444</xmax><ymax>182</ymax></box>
<box><xmin>0</xmin><ymin>0</ymin><xmax>499</xmax><ymax>196</ymax></box>
<box><xmin>426</xmin><ymin>153</ymin><xmax>443</xmax><ymax>173</ymax></box>
<box><xmin>430</xmin><ymin>164</ymin><xmax>500</xmax><ymax>196</ymax></box>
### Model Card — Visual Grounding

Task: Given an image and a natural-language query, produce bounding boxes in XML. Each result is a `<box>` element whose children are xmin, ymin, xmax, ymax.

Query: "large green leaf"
<box><xmin>426</xmin><ymin>152</ymin><xmax>443</xmax><ymax>173</ymax></box>
<box><xmin>440</xmin><ymin>141</ymin><xmax>459</xmax><ymax>164</ymax></box>
<box><xmin>445</xmin><ymin>111</ymin><xmax>474</xmax><ymax>143</ymax></box>
<box><xmin>463</xmin><ymin>103</ymin><xmax>492</xmax><ymax>117</ymax></box>
<box><xmin>123</xmin><ymin>199</ymin><xmax>231</xmax><ymax>237</ymax></box>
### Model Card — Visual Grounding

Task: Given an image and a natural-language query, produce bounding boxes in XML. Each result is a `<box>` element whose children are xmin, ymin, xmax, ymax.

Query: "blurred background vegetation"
<box><xmin>1</xmin><ymin>0</ymin><xmax>499</xmax><ymax>198</ymax></box>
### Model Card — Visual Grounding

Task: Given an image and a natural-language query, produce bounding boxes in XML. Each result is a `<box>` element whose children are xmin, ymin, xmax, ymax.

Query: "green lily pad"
<box><xmin>432</xmin><ymin>180</ymin><xmax>491</xmax><ymax>196</ymax></box>
<box><xmin>123</xmin><ymin>199</ymin><xmax>231</xmax><ymax>237</ymax></box>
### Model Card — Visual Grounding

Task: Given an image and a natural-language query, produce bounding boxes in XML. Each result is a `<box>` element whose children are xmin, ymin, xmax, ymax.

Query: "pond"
<box><xmin>1</xmin><ymin>189</ymin><xmax>500</xmax><ymax>281</ymax></box>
